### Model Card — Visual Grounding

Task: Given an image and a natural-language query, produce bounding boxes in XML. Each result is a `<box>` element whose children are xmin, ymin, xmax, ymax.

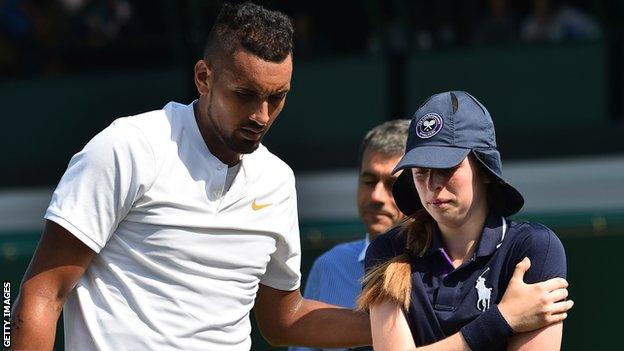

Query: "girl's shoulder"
<box><xmin>364</xmin><ymin>227</ymin><xmax>406</xmax><ymax>270</ymax></box>
<box><xmin>505</xmin><ymin>219</ymin><xmax>562</xmax><ymax>249</ymax></box>
<box><xmin>501</xmin><ymin>219</ymin><xmax>567</xmax><ymax>281</ymax></box>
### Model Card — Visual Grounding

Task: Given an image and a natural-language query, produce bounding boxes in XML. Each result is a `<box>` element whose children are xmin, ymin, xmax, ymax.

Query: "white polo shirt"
<box><xmin>45</xmin><ymin>101</ymin><xmax>301</xmax><ymax>351</ymax></box>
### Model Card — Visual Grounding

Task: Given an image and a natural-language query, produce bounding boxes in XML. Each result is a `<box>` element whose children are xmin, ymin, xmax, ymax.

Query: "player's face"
<box><xmin>412</xmin><ymin>155</ymin><xmax>489</xmax><ymax>229</ymax></box>
<box><xmin>357</xmin><ymin>150</ymin><xmax>405</xmax><ymax>238</ymax></box>
<box><xmin>195</xmin><ymin>50</ymin><xmax>292</xmax><ymax>163</ymax></box>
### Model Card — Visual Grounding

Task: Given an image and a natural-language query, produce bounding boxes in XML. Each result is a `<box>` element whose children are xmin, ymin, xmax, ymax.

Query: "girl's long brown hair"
<box><xmin>357</xmin><ymin>172</ymin><xmax>501</xmax><ymax>311</ymax></box>
<box><xmin>357</xmin><ymin>209</ymin><xmax>436</xmax><ymax>311</ymax></box>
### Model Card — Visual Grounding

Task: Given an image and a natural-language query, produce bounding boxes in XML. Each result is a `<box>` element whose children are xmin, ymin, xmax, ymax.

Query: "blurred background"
<box><xmin>1</xmin><ymin>0</ymin><xmax>623</xmax><ymax>349</ymax></box>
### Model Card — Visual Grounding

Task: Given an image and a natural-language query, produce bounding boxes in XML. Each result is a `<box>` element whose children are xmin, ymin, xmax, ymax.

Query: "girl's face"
<box><xmin>412</xmin><ymin>155</ymin><xmax>489</xmax><ymax>228</ymax></box>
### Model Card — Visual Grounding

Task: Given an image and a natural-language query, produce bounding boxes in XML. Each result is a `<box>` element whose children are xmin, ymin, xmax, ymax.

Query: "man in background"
<box><xmin>290</xmin><ymin>119</ymin><xmax>410</xmax><ymax>351</ymax></box>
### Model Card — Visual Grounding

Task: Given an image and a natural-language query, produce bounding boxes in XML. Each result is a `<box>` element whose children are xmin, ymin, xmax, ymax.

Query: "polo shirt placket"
<box><xmin>406</xmin><ymin>215</ymin><xmax>508</xmax><ymax>344</ymax></box>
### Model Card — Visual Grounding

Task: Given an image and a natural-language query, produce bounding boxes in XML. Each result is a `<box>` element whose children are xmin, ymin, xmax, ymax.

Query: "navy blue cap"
<box><xmin>392</xmin><ymin>91</ymin><xmax>524</xmax><ymax>217</ymax></box>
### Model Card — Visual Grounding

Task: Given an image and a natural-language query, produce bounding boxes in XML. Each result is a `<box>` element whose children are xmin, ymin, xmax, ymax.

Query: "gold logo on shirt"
<box><xmin>251</xmin><ymin>199</ymin><xmax>272</xmax><ymax>211</ymax></box>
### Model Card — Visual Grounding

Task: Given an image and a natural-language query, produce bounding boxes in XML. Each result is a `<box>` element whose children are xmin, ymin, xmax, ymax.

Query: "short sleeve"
<box><xmin>364</xmin><ymin>230</ymin><xmax>402</xmax><ymax>273</ymax></box>
<box><xmin>260</xmin><ymin>178</ymin><xmax>302</xmax><ymax>291</ymax></box>
<box><xmin>44</xmin><ymin>119</ymin><xmax>156</xmax><ymax>253</ymax></box>
<box><xmin>509</xmin><ymin>224</ymin><xmax>567</xmax><ymax>283</ymax></box>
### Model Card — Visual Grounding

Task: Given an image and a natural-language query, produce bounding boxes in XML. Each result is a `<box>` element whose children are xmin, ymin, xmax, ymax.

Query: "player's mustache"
<box><xmin>241</xmin><ymin>122</ymin><xmax>266</xmax><ymax>133</ymax></box>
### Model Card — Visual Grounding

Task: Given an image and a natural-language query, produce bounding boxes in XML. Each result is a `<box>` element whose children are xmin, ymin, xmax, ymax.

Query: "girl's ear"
<box><xmin>482</xmin><ymin>175</ymin><xmax>491</xmax><ymax>184</ymax></box>
<box><xmin>477</xmin><ymin>164</ymin><xmax>492</xmax><ymax>184</ymax></box>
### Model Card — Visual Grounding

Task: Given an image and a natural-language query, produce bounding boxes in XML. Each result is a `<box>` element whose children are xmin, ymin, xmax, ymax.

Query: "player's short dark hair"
<box><xmin>204</xmin><ymin>2</ymin><xmax>293</xmax><ymax>65</ymax></box>
<box><xmin>358</xmin><ymin>119</ymin><xmax>410</xmax><ymax>167</ymax></box>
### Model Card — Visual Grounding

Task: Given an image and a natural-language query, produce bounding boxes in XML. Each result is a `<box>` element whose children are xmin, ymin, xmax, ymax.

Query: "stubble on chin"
<box><xmin>206</xmin><ymin>94</ymin><xmax>264</xmax><ymax>155</ymax></box>
<box><xmin>227</xmin><ymin>133</ymin><xmax>262</xmax><ymax>154</ymax></box>
<box><xmin>234</xmin><ymin>141</ymin><xmax>261</xmax><ymax>154</ymax></box>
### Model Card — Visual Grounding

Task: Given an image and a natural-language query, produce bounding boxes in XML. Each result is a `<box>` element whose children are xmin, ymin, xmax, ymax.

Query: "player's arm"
<box><xmin>11</xmin><ymin>119</ymin><xmax>153</xmax><ymax>350</ymax></box>
<box><xmin>369</xmin><ymin>258</ymin><xmax>572</xmax><ymax>351</ymax></box>
<box><xmin>11</xmin><ymin>220</ymin><xmax>96</xmax><ymax>350</ymax></box>
<box><xmin>254</xmin><ymin>283</ymin><xmax>371</xmax><ymax>348</ymax></box>
<box><xmin>287</xmin><ymin>258</ymin><xmax>325</xmax><ymax>351</ymax></box>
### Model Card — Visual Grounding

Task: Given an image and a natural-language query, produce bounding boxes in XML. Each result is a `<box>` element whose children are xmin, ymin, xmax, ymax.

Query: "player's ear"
<box><xmin>194</xmin><ymin>59</ymin><xmax>213</xmax><ymax>96</ymax></box>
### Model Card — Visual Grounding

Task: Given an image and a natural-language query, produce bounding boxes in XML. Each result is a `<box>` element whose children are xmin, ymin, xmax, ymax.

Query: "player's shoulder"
<box><xmin>253</xmin><ymin>144</ymin><xmax>293</xmax><ymax>173</ymax></box>
<box><xmin>249</xmin><ymin>144</ymin><xmax>295</xmax><ymax>182</ymax></box>
<box><xmin>109</xmin><ymin>101</ymin><xmax>195</xmax><ymax>163</ymax></box>
<box><xmin>105</xmin><ymin>105</ymin><xmax>170</xmax><ymax>147</ymax></box>
<box><xmin>117</xmin><ymin>101</ymin><xmax>181</xmax><ymax>140</ymax></box>
<box><xmin>80</xmin><ymin>113</ymin><xmax>157</xmax><ymax>161</ymax></box>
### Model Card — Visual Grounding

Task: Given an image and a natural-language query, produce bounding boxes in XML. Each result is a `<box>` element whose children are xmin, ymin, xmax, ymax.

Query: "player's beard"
<box><xmin>206</xmin><ymin>90</ymin><xmax>262</xmax><ymax>155</ymax></box>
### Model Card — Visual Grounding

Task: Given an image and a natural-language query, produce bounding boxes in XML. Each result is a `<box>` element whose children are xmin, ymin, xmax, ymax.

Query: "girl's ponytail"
<box><xmin>357</xmin><ymin>209</ymin><xmax>435</xmax><ymax>310</ymax></box>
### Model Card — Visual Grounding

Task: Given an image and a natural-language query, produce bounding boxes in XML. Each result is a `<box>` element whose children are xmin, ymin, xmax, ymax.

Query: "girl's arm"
<box><xmin>507</xmin><ymin>323</ymin><xmax>563</xmax><ymax>351</ymax></box>
<box><xmin>505</xmin><ymin>226</ymin><xmax>567</xmax><ymax>350</ymax></box>
<box><xmin>370</xmin><ymin>299</ymin><xmax>471</xmax><ymax>351</ymax></box>
<box><xmin>369</xmin><ymin>258</ymin><xmax>571</xmax><ymax>351</ymax></box>
<box><xmin>370</xmin><ymin>299</ymin><xmax>418</xmax><ymax>351</ymax></box>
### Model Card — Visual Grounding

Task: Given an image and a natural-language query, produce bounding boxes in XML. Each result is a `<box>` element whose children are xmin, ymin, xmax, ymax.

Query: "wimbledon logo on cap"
<box><xmin>416</xmin><ymin>113</ymin><xmax>444</xmax><ymax>139</ymax></box>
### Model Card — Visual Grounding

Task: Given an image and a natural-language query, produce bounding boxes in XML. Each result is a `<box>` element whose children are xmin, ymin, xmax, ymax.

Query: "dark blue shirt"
<box><xmin>364</xmin><ymin>214</ymin><xmax>567</xmax><ymax>350</ymax></box>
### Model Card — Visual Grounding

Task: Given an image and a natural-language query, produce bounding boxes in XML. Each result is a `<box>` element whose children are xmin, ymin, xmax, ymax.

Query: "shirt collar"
<box><xmin>186</xmin><ymin>100</ymin><xmax>248</xmax><ymax>171</ymax></box>
<box><xmin>425</xmin><ymin>213</ymin><xmax>506</xmax><ymax>258</ymax></box>
<box><xmin>358</xmin><ymin>234</ymin><xmax>370</xmax><ymax>262</ymax></box>
<box><xmin>182</xmin><ymin>100</ymin><xmax>249</xmax><ymax>200</ymax></box>
<box><xmin>474</xmin><ymin>214</ymin><xmax>507</xmax><ymax>257</ymax></box>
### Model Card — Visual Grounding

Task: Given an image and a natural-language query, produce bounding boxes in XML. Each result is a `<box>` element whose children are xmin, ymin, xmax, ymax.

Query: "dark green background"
<box><xmin>2</xmin><ymin>40</ymin><xmax>622</xmax><ymax>187</ymax></box>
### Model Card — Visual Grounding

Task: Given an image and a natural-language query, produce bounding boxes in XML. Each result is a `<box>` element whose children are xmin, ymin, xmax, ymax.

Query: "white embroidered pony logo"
<box><xmin>475</xmin><ymin>268</ymin><xmax>492</xmax><ymax>312</ymax></box>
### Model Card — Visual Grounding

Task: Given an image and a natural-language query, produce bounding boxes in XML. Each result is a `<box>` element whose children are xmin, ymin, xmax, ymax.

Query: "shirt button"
<box><xmin>217</xmin><ymin>165</ymin><xmax>224</xmax><ymax>171</ymax></box>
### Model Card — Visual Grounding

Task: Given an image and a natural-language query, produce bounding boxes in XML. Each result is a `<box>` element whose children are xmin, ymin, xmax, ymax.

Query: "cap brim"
<box><xmin>392</xmin><ymin>146</ymin><xmax>471</xmax><ymax>174</ymax></box>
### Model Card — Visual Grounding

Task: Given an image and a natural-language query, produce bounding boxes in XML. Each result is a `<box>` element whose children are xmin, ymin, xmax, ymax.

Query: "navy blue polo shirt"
<box><xmin>365</xmin><ymin>214</ymin><xmax>567</xmax><ymax>350</ymax></box>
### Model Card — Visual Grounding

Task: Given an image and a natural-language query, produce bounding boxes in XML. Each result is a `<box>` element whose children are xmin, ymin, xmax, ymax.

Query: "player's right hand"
<box><xmin>498</xmin><ymin>257</ymin><xmax>574</xmax><ymax>333</ymax></box>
